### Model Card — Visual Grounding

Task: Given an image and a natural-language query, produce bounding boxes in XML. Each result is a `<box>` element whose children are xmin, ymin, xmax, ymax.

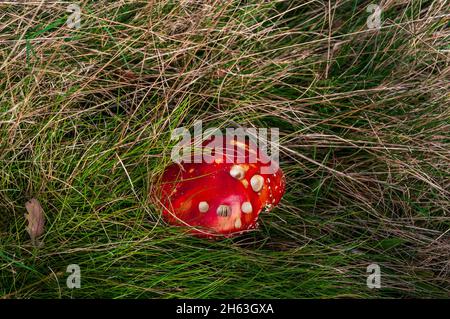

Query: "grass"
<box><xmin>0</xmin><ymin>0</ymin><xmax>449</xmax><ymax>298</ymax></box>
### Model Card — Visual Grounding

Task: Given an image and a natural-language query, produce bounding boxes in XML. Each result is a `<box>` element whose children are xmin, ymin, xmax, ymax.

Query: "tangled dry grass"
<box><xmin>0</xmin><ymin>0</ymin><xmax>449</xmax><ymax>298</ymax></box>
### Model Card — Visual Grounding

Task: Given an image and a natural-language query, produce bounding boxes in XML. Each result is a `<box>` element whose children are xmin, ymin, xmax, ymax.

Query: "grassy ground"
<box><xmin>0</xmin><ymin>0</ymin><xmax>449</xmax><ymax>298</ymax></box>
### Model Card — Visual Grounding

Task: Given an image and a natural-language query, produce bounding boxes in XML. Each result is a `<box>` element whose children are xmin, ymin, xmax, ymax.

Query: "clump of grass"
<box><xmin>0</xmin><ymin>0</ymin><xmax>449</xmax><ymax>298</ymax></box>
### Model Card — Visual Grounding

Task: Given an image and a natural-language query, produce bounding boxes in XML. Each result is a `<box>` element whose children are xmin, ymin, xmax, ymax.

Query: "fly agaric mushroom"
<box><xmin>156</xmin><ymin>134</ymin><xmax>285</xmax><ymax>237</ymax></box>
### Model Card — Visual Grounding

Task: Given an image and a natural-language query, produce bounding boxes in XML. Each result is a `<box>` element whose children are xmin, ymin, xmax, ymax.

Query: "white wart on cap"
<box><xmin>241</xmin><ymin>202</ymin><xmax>253</xmax><ymax>214</ymax></box>
<box><xmin>229</xmin><ymin>165</ymin><xmax>245</xmax><ymax>180</ymax></box>
<box><xmin>234</xmin><ymin>218</ymin><xmax>242</xmax><ymax>229</ymax></box>
<box><xmin>250</xmin><ymin>175</ymin><xmax>264</xmax><ymax>192</ymax></box>
<box><xmin>198</xmin><ymin>201</ymin><xmax>209</xmax><ymax>213</ymax></box>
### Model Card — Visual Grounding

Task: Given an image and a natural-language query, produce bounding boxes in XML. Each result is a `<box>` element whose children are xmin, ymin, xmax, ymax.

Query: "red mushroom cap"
<box><xmin>156</xmin><ymin>134</ymin><xmax>285</xmax><ymax>238</ymax></box>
